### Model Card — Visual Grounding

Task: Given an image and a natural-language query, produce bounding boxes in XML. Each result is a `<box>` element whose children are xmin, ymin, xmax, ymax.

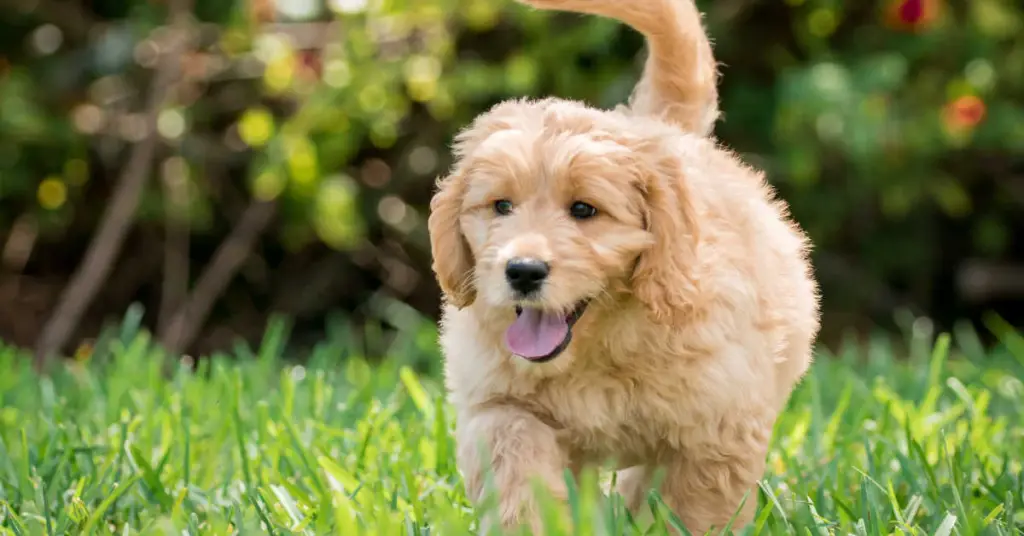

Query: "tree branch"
<box><xmin>157</xmin><ymin>157</ymin><xmax>191</xmax><ymax>335</ymax></box>
<box><xmin>957</xmin><ymin>260</ymin><xmax>1024</xmax><ymax>303</ymax></box>
<box><xmin>32</xmin><ymin>0</ymin><xmax>194</xmax><ymax>370</ymax></box>
<box><xmin>159</xmin><ymin>199</ymin><xmax>277</xmax><ymax>355</ymax></box>
<box><xmin>1</xmin><ymin>0</ymin><xmax>97</xmax><ymax>42</ymax></box>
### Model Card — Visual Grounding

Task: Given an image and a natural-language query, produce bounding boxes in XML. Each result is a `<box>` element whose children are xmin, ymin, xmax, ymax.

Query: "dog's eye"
<box><xmin>494</xmin><ymin>199</ymin><xmax>513</xmax><ymax>216</ymax></box>
<box><xmin>569</xmin><ymin>201</ymin><xmax>597</xmax><ymax>220</ymax></box>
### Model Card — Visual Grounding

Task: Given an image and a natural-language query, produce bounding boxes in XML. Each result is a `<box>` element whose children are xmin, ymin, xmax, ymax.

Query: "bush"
<box><xmin>1</xmin><ymin>0</ymin><xmax>1022</xmax><ymax>355</ymax></box>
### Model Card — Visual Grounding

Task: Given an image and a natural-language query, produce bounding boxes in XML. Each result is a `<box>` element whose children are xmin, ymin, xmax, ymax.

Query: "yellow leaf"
<box><xmin>37</xmin><ymin>176</ymin><xmax>67</xmax><ymax>210</ymax></box>
<box><xmin>238</xmin><ymin>108</ymin><xmax>275</xmax><ymax>148</ymax></box>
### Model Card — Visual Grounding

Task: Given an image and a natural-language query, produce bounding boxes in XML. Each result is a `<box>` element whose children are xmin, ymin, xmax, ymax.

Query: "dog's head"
<box><xmin>428</xmin><ymin>99</ymin><xmax>701</xmax><ymax>362</ymax></box>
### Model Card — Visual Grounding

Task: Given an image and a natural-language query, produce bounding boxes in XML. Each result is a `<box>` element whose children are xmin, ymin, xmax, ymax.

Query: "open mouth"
<box><xmin>505</xmin><ymin>300</ymin><xmax>589</xmax><ymax>363</ymax></box>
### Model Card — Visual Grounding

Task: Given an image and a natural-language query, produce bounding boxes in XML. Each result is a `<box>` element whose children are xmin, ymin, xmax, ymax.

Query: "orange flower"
<box><xmin>74</xmin><ymin>340</ymin><xmax>94</xmax><ymax>361</ymax></box>
<box><xmin>943</xmin><ymin>95</ymin><xmax>986</xmax><ymax>131</ymax></box>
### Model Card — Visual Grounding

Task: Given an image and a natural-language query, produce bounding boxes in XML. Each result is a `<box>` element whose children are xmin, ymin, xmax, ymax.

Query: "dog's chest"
<box><xmin>530</xmin><ymin>367</ymin><xmax>691</xmax><ymax>463</ymax></box>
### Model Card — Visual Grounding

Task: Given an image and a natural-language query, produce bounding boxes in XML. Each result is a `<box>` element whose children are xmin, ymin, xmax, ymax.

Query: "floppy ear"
<box><xmin>427</xmin><ymin>171</ymin><xmax>476</xmax><ymax>308</ymax></box>
<box><xmin>631</xmin><ymin>163</ymin><xmax>702</xmax><ymax>325</ymax></box>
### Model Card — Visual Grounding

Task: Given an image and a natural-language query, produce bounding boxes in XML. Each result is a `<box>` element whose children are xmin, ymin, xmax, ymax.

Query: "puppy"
<box><xmin>427</xmin><ymin>0</ymin><xmax>820</xmax><ymax>533</ymax></box>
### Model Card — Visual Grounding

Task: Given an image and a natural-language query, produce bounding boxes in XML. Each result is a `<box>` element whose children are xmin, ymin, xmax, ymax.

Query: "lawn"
<box><xmin>0</xmin><ymin>307</ymin><xmax>1022</xmax><ymax>535</ymax></box>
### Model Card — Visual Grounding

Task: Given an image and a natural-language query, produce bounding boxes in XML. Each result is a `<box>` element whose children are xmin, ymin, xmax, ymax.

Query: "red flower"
<box><xmin>885</xmin><ymin>0</ymin><xmax>939</xmax><ymax>32</ymax></box>
<box><xmin>899</xmin><ymin>0</ymin><xmax>924</xmax><ymax>24</ymax></box>
<box><xmin>297</xmin><ymin>50</ymin><xmax>323</xmax><ymax>81</ymax></box>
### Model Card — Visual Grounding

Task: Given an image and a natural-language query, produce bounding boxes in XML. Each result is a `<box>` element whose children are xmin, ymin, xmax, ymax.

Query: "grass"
<box><xmin>0</xmin><ymin>306</ymin><xmax>1022</xmax><ymax>535</ymax></box>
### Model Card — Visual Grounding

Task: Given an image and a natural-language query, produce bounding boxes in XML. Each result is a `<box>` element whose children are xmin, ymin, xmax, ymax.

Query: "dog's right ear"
<box><xmin>427</xmin><ymin>170</ymin><xmax>476</xmax><ymax>308</ymax></box>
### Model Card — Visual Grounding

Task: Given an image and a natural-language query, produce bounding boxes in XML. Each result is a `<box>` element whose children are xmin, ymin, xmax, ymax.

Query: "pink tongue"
<box><xmin>505</xmin><ymin>308</ymin><xmax>569</xmax><ymax>359</ymax></box>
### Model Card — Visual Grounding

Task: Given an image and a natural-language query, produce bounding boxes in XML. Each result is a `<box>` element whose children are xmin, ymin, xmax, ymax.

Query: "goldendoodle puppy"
<box><xmin>427</xmin><ymin>0</ymin><xmax>820</xmax><ymax>533</ymax></box>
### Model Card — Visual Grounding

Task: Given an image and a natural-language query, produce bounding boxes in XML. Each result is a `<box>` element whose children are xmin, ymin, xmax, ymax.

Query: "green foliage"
<box><xmin>3</xmin><ymin>0</ymin><xmax>1020</xmax><ymax>330</ymax></box>
<box><xmin>1</xmin><ymin>314</ymin><xmax>1022</xmax><ymax>534</ymax></box>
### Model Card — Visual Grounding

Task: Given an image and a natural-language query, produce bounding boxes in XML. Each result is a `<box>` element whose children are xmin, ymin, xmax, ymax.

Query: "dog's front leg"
<box><xmin>616</xmin><ymin>412</ymin><xmax>771</xmax><ymax>535</ymax></box>
<box><xmin>456</xmin><ymin>405</ymin><xmax>569</xmax><ymax>534</ymax></box>
<box><xmin>617</xmin><ymin>455</ymin><xmax>762</xmax><ymax>535</ymax></box>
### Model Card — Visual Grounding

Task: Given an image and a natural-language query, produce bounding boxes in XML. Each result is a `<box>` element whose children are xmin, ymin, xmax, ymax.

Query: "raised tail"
<box><xmin>516</xmin><ymin>0</ymin><xmax>720</xmax><ymax>137</ymax></box>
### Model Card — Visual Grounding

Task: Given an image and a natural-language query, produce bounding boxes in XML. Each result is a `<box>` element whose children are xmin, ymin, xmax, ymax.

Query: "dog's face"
<box><xmin>428</xmin><ymin>100</ymin><xmax>700</xmax><ymax>362</ymax></box>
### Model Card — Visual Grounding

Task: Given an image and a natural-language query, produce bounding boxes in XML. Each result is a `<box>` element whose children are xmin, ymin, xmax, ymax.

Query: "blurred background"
<box><xmin>0</xmin><ymin>0</ymin><xmax>1022</xmax><ymax>364</ymax></box>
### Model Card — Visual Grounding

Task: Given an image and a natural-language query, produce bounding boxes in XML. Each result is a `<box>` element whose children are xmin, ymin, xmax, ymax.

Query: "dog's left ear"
<box><xmin>631</xmin><ymin>161</ymin><xmax>702</xmax><ymax>325</ymax></box>
<box><xmin>427</xmin><ymin>170</ymin><xmax>476</xmax><ymax>308</ymax></box>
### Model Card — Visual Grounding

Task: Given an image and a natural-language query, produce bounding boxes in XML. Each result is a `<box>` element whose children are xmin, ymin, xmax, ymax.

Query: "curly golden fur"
<box><xmin>427</xmin><ymin>0</ymin><xmax>821</xmax><ymax>533</ymax></box>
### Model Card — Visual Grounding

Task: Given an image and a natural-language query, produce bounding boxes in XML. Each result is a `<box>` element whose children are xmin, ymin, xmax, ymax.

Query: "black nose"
<box><xmin>505</xmin><ymin>258</ymin><xmax>550</xmax><ymax>295</ymax></box>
